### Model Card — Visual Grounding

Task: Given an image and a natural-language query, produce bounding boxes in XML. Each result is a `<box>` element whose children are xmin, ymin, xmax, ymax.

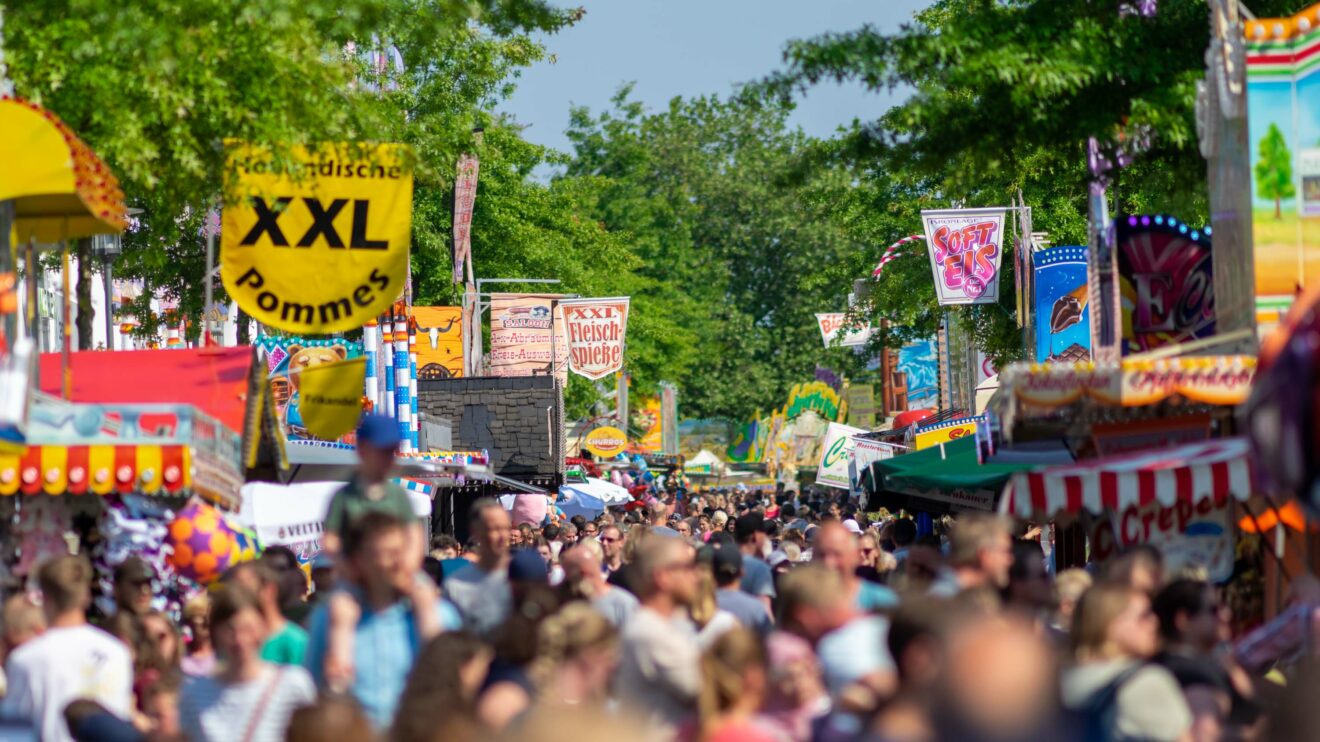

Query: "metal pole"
<box><xmin>204</xmin><ymin>214</ymin><xmax>215</xmax><ymax>345</ymax></box>
<box><xmin>102</xmin><ymin>256</ymin><xmax>114</xmax><ymax>350</ymax></box>
<box><xmin>25</xmin><ymin>238</ymin><xmax>38</xmax><ymax>353</ymax></box>
<box><xmin>61</xmin><ymin>241</ymin><xmax>71</xmax><ymax>398</ymax></box>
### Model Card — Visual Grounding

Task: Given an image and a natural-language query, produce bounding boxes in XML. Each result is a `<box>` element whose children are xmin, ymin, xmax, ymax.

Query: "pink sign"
<box><xmin>921</xmin><ymin>208</ymin><xmax>1008</xmax><ymax>305</ymax></box>
<box><xmin>1117</xmin><ymin>215</ymin><xmax>1215</xmax><ymax>354</ymax></box>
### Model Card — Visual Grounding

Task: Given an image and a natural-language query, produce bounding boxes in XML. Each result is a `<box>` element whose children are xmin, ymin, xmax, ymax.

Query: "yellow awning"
<box><xmin>0</xmin><ymin>97</ymin><xmax>128</xmax><ymax>242</ymax></box>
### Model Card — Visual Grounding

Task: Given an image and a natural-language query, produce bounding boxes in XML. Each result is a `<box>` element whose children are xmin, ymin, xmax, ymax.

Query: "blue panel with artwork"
<box><xmin>898</xmin><ymin>340</ymin><xmax>938</xmax><ymax>410</ymax></box>
<box><xmin>1034</xmin><ymin>245</ymin><xmax>1092</xmax><ymax>363</ymax></box>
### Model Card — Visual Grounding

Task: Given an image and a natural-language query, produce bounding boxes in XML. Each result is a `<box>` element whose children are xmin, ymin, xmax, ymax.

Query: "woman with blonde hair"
<box><xmin>1061</xmin><ymin>583</ymin><xmax>1192</xmax><ymax>741</ymax></box>
<box><xmin>689</xmin><ymin>628</ymin><xmax>776</xmax><ymax>742</ymax></box>
<box><xmin>691</xmin><ymin>550</ymin><xmax>739</xmax><ymax>650</ymax></box>
<box><xmin>532</xmin><ymin>602</ymin><xmax>620</xmax><ymax>707</ymax></box>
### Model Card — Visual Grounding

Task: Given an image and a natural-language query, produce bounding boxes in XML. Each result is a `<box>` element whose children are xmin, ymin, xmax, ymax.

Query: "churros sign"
<box><xmin>583</xmin><ymin>425</ymin><xmax>628</xmax><ymax>457</ymax></box>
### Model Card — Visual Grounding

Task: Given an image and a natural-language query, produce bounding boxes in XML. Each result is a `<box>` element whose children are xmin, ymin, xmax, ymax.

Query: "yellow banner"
<box><xmin>296</xmin><ymin>357</ymin><xmax>367</xmax><ymax>441</ymax></box>
<box><xmin>221</xmin><ymin>142</ymin><xmax>413</xmax><ymax>333</ymax></box>
<box><xmin>914</xmin><ymin>420</ymin><xmax>979</xmax><ymax>450</ymax></box>
<box><xmin>634</xmin><ymin>397</ymin><xmax>663</xmax><ymax>453</ymax></box>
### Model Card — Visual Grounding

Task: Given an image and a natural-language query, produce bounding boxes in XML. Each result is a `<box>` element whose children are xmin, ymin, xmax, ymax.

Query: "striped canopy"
<box><xmin>1007</xmin><ymin>438</ymin><xmax>1252</xmax><ymax>518</ymax></box>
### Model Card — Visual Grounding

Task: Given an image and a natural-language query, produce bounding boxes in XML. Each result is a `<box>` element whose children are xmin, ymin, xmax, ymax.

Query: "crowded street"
<box><xmin>2</xmin><ymin>0</ymin><xmax>1320</xmax><ymax>740</ymax></box>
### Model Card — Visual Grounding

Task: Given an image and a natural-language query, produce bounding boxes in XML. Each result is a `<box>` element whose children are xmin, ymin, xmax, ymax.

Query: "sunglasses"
<box><xmin>600</xmin><ymin>536</ymin><xmax>620</xmax><ymax>544</ymax></box>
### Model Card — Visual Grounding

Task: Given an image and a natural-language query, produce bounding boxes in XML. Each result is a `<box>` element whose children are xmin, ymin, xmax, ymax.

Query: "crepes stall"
<box><xmin>1004</xmin><ymin>438</ymin><xmax>1253</xmax><ymax>583</ymax></box>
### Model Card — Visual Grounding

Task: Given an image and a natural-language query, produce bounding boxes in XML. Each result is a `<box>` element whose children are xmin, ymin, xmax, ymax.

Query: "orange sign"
<box><xmin>412</xmin><ymin>306</ymin><xmax>463</xmax><ymax>379</ymax></box>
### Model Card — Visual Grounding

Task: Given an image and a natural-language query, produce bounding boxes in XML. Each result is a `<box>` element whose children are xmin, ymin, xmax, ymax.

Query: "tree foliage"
<box><xmin>4</xmin><ymin>0</ymin><xmax>576</xmax><ymax>338</ymax></box>
<box><xmin>769</xmin><ymin>0</ymin><xmax>1298</xmax><ymax>364</ymax></box>
<box><xmin>1254</xmin><ymin>123</ymin><xmax>1294</xmax><ymax>219</ymax></box>
<box><xmin>564</xmin><ymin>89</ymin><xmax>869</xmax><ymax>419</ymax></box>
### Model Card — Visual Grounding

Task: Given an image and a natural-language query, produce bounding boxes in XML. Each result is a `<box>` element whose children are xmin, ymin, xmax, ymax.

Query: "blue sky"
<box><xmin>498</xmin><ymin>0</ymin><xmax>931</xmax><ymax>158</ymax></box>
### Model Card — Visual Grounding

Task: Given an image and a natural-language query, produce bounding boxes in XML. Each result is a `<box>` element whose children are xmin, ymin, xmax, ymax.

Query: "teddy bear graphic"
<box><xmin>274</xmin><ymin>344</ymin><xmax>348</xmax><ymax>441</ymax></box>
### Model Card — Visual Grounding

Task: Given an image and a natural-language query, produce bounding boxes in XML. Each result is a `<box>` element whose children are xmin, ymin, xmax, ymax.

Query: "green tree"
<box><xmin>4</xmin><ymin>0</ymin><xmax>575</xmax><ymax>339</ymax></box>
<box><xmin>768</xmin><ymin>0</ymin><xmax>1299</xmax><ymax>363</ymax></box>
<box><xmin>1255</xmin><ymin>123</ymin><xmax>1295</xmax><ymax>219</ymax></box>
<box><xmin>564</xmin><ymin>89</ymin><xmax>869</xmax><ymax>419</ymax></box>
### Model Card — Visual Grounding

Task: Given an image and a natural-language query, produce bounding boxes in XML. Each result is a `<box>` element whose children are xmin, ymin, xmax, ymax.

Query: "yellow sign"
<box><xmin>221</xmin><ymin>142</ymin><xmax>413</xmax><ymax>333</ymax></box>
<box><xmin>413</xmin><ymin>306</ymin><xmax>463</xmax><ymax>379</ymax></box>
<box><xmin>914</xmin><ymin>420</ymin><xmax>980</xmax><ymax>450</ymax></box>
<box><xmin>297</xmin><ymin>357</ymin><xmax>367</xmax><ymax>441</ymax></box>
<box><xmin>633</xmin><ymin>397</ymin><xmax>663</xmax><ymax>453</ymax></box>
<box><xmin>583</xmin><ymin>426</ymin><xmax>628</xmax><ymax>458</ymax></box>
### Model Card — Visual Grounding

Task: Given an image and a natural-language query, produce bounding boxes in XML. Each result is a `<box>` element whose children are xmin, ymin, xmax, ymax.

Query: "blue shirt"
<box><xmin>304</xmin><ymin>597</ymin><xmax>461</xmax><ymax>728</ymax></box>
<box><xmin>857</xmin><ymin>580</ymin><xmax>900</xmax><ymax>612</ymax></box>
<box><xmin>717</xmin><ymin>588</ymin><xmax>773</xmax><ymax>636</ymax></box>
<box><xmin>740</xmin><ymin>555</ymin><xmax>776</xmax><ymax>599</ymax></box>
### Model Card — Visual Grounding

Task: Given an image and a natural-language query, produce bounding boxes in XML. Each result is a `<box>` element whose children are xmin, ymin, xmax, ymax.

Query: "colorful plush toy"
<box><xmin>167</xmin><ymin>502</ymin><xmax>235</xmax><ymax>584</ymax></box>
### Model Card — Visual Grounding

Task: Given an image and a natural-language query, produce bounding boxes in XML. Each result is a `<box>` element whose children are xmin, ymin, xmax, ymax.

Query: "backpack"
<box><xmin>1071</xmin><ymin>663</ymin><xmax>1146</xmax><ymax>742</ymax></box>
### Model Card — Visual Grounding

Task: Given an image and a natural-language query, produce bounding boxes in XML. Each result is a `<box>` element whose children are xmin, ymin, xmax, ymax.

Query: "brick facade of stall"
<box><xmin>417</xmin><ymin>375</ymin><xmax>564</xmax><ymax>488</ymax></box>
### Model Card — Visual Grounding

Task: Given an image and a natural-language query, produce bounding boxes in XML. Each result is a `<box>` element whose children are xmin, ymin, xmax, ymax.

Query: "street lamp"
<box><xmin>89</xmin><ymin>207</ymin><xmax>141</xmax><ymax>351</ymax></box>
<box><xmin>90</xmin><ymin>233</ymin><xmax>121</xmax><ymax>350</ymax></box>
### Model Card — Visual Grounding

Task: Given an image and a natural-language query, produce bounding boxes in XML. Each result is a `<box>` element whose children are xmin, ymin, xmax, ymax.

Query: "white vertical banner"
<box><xmin>920</xmin><ymin>208</ymin><xmax>1008</xmax><ymax>305</ymax></box>
<box><xmin>452</xmin><ymin>154</ymin><xmax>479</xmax><ymax>284</ymax></box>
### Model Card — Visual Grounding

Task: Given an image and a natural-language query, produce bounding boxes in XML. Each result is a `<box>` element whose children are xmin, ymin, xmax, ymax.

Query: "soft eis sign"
<box><xmin>920</xmin><ymin>208</ymin><xmax>1008</xmax><ymax>305</ymax></box>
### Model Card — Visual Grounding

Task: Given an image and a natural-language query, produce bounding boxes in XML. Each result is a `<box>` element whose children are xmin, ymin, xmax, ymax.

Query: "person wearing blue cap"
<box><xmin>315</xmin><ymin>415</ymin><xmax>429</xmax><ymax>702</ymax></box>
<box><xmin>320</xmin><ymin>414</ymin><xmax>421</xmax><ymax>562</ymax></box>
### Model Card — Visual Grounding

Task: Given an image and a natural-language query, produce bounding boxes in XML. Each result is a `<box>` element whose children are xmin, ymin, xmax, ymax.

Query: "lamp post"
<box><xmin>90</xmin><ymin>233</ymin><xmax>121</xmax><ymax>350</ymax></box>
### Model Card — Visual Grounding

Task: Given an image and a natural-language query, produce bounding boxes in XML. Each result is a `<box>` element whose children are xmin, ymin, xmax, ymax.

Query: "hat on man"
<box><xmin>113</xmin><ymin>557</ymin><xmax>155</xmax><ymax>585</ymax></box>
<box><xmin>842</xmin><ymin>519</ymin><xmax>864</xmax><ymax>535</ymax></box>
<box><xmin>508</xmin><ymin>548</ymin><xmax>549</xmax><ymax>583</ymax></box>
<box><xmin>357</xmin><ymin>413</ymin><xmax>402</xmax><ymax>451</ymax></box>
<box><xmin>710</xmin><ymin>541</ymin><xmax>744</xmax><ymax>581</ymax></box>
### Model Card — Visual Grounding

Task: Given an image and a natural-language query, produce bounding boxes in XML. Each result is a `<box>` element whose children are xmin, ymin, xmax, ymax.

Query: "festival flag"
<box><xmin>453</xmin><ymin>154</ymin><xmax>479</xmax><ymax>283</ymax></box>
<box><xmin>920</xmin><ymin>208</ymin><xmax>1008</xmax><ymax>305</ymax></box>
<box><xmin>296</xmin><ymin>356</ymin><xmax>367</xmax><ymax>441</ymax></box>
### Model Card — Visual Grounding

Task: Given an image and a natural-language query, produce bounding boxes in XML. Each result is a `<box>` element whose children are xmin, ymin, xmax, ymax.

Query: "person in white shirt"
<box><xmin>1</xmin><ymin>555</ymin><xmax>133</xmax><ymax>742</ymax></box>
<box><xmin>178</xmin><ymin>583</ymin><xmax>316</xmax><ymax>742</ymax></box>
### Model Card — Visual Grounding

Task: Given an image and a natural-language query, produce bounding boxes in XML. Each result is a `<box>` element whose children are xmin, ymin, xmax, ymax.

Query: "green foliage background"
<box><xmin>5</xmin><ymin>0</ymin><xmax>1289</xmax><ymax>422</ymax></box>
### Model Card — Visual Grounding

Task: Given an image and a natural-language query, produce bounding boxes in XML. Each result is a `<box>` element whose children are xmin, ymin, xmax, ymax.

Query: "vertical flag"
<box><xmin>453</xmin><ymin>154</ymin><xmax>479</xmax><ymax>284</ymax></box>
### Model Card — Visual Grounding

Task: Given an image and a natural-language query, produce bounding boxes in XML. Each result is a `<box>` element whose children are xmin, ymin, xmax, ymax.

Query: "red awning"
<box><xmin>40</xmin><ymin>348</ymin><xmax>255</xmax><ymax>435</ymax></box>
<box><xmin>1007</xmin><ymin>438</ymin><xmax>1252</xmax><ymax>518</ymax></box>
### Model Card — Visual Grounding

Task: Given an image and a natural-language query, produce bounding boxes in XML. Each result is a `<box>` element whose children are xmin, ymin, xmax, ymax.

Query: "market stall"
<box><xmin>1003</xmin><ymin>438</ymin><xmax>1252</xmax><ymax>583</ymax></box>
<box><xmin>237</xmin><ymin>481</ymin><xmax>434</xmax><ymax>561</ymax></box>
<box><xmin>866</xmin><ymin>436</ymin><xmax>1069</xmax><ymax>514</ymax></box>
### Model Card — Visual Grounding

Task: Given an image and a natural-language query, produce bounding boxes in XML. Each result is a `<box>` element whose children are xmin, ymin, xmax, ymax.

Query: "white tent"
<box><xmin>684</xmin><ymin>449</ymin><xmax>725</xmax><ymax>475</ymax></box>
<box><xmin>237</xmin><ymin>481</ymin><xmax>432</xmax><ymax>550</ymax></box>
<box><xmin>499</xmin><ymin>477</ymin><xmax>632</xmax><ymax>521</ymax></box>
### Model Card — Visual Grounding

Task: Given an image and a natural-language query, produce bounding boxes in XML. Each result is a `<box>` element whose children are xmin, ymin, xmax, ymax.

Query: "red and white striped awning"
<box><xmin>1007</xmin><ymin>438</ymin><xmax>1252</xmax><ymax>518</ymax></box>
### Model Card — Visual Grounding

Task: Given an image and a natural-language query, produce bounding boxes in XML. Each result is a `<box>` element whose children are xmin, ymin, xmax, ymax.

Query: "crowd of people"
<box><xmin>0</xmin><ymin>418</ymin><xmax>1316</xmax><ymax>741</ymax></box>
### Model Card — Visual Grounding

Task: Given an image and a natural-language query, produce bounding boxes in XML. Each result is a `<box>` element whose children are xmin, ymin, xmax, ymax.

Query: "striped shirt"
<box><xmin>178</xmin><ymin>664</ymin><xmax>315</xmax><ymax>742</ymax></box>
